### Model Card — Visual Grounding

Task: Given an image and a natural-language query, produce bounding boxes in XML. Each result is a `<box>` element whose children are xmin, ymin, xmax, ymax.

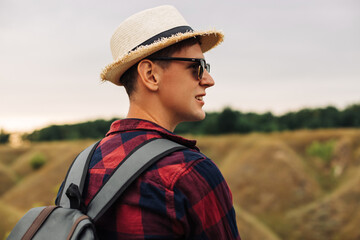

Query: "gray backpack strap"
<box><xmin>58</xmin><ymin>140</ymin><xmax>101</xmax><ymax>208</ymax></box>
<box><xmin>87</xmin><ymin>138</ymin><xmax>186</xmax><ymax>222</ymax></box>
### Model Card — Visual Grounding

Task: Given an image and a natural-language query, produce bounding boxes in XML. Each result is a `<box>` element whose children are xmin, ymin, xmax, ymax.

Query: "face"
<box><xmin>157</xmin><ymin>43</ymin><xmax>215</xmax><ymax>125</ymax></box>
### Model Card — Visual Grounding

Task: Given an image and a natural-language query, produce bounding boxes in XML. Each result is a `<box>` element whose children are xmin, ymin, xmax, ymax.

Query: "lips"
<box><xmin>195</xmin><ymin>96</ymin><xmax>203</xmax><ymax>101</ymax></box>
<box><xmin>195</xmin><ymin>94</ymin><xmax>205</xmax><ymax>102</ymax></box>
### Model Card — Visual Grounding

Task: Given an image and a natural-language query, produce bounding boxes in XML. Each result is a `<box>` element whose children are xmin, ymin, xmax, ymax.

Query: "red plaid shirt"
<box><xmin>81</xmin><ymin>119</ymin><xmax>240</xmax><ymax>239</ymax></box>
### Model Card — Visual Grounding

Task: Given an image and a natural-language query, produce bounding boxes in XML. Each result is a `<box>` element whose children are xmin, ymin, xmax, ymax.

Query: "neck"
<box><xmin>127</xmin><ymin>101</ymin><xmax>178</xmax><ymax>132</ymax></box>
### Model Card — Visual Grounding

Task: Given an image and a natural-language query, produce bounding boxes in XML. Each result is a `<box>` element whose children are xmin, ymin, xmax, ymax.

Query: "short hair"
<box><xmin>120</xmin><ymin>37</ymin><xmax>200</xmax><ymax>97</ymax></box>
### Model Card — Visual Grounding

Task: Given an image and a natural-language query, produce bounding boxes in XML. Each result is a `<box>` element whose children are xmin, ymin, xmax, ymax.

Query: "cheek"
<box><xmin>162</xmin><ymin>79</ymin><xmax>189</xmax><ymax>99</ymax></box>
<box><xmin>164</xmin><ymin>86</ymin><xmax>188</xmax><ymax>104</ymax></box>
<box><xmin>161</xmin><ymin>84</ymin><xmax>194</xmax><ymax>111</ymax></box>
<box><xmin>160</xmin><ymin>70</ymin><xmax>197</xmax><ymax>105</ymax></box>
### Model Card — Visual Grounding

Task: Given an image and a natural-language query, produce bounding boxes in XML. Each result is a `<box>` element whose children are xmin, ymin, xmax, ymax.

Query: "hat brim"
<box><xmin>100</xmin><ymin>30</ymin><xmax>224</xmax><ymax>86</ymax></box>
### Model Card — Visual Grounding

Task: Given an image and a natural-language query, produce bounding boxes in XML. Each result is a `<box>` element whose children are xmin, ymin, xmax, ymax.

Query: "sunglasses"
<box><xmin>147</xmin><ymin>57</ymin><xmax>210</xmax><ymax>80</ymax></box>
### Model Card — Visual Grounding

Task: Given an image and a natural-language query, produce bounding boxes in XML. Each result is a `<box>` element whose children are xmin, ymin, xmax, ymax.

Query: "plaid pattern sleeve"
<box><xmin>59</xmin><ymin>119</ymin><xmax>240</xmax><ymax>239</ymax></box>
<box><xmin>171</xmin><ymin>154</ymin><xmax>240</xmax><ymax>239</ymax></box>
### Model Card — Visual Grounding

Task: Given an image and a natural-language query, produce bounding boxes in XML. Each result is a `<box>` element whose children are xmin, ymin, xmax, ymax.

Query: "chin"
<box><xmin>179</xmin><ymin>109</ymin><xmax>206</xmax><ymax>123</ymax></box>
<box><xmin>190</xmin><ymin>111</ymin><xmax>206</xmax><ymax>122</ymax></box>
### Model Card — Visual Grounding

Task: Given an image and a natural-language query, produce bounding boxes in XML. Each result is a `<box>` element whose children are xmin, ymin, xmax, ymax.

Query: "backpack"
<box><xmin>7</xmin><ymin>138</ymin><xmax>186</xmax><ymax>240</ymax></box>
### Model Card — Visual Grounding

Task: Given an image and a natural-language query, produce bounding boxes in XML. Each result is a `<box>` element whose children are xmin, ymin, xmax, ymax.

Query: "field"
<box><xmin>1</xmin><ymin>129</ymin><xmax>360</xmax><ymax>239</ymax></box>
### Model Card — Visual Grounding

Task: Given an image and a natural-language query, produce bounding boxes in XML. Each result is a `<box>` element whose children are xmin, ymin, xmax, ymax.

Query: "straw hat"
<box><xmin>100</xmin><ymin>5</ymin><xmax>224</xmax><ymax>86</ymax></box>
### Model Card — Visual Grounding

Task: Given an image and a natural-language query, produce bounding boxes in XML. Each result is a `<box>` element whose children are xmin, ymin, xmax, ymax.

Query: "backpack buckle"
<box><xmin>66</xmin><ymin>183</ymin><xmax>86</xmax><ymax>213</ymax></box>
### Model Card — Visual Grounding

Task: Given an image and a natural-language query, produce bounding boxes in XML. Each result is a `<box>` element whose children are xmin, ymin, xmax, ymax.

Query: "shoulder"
<box><xmin>144</xmin><ymin>147</ymin><xmax>225</xmax><ymax>191</ymax></box>
<box><xmin>174</xmin><ymin>150</ymin><xmax>227</xmax><ymax>193</ymax></box>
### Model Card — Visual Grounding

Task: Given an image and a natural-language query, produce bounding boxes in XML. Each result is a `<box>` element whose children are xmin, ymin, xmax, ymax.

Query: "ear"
<box><xmin>137</xmin><ymin>59</ymin><xmax>161</xmax><ymax>92</ymax></box>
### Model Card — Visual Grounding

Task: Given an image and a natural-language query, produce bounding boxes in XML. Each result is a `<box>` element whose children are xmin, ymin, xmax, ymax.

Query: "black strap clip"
<box><xmin>65</xmin><ymin>183</ymin><xmax>86</xmax><ymax>213</ymax></box>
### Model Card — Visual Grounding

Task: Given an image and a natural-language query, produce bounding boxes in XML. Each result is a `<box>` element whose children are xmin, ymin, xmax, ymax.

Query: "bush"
<box><xmin>306</xmin><ymin>140</ymin><xmax>336</xmax><ymax>163</ymax></box>
<box><xmin>30</xmin><ymin>153</ymin><xmax>46</xmax><ymax>170</ymax></box>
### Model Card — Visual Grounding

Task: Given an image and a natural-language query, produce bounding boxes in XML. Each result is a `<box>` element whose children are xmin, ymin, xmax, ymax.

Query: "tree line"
<box><xmin>8</xmin><ymin>104</ymin><xmax>360</xmax><ymax>142</ymax></box>
<box><xmin>23</xmin><ymin>119</ymin><xmax>115</xmax><ymax>142</ymax></box>
<box><xmin>175</xmin><ymin>104</ymin><xmax>360</xmax><ymax>134</ymax></box>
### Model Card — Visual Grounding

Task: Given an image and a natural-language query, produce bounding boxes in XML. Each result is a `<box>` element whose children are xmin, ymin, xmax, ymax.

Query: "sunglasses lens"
<box><xmin>205</xmin><ymin>63</ymin><xmax>210</xmax><ymax>73</ymax></box>
<box><xmin>198</xmin><ymin>64</ymin><xmax>203</xmax><ymax>80</ymax></box>
<box><xmin>198</xmin><ymin>60</ymin><xmax>210</xmax><ymax>80</ymax></box>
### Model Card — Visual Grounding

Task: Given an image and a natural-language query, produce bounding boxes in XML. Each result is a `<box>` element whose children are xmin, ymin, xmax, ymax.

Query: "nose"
<box><xmin>200</xmin><ymin>70</ymin><xmax>215</xmax><ymax>87</ymax></box>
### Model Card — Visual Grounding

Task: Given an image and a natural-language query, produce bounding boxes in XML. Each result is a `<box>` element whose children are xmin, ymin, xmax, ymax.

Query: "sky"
<box><xmin>1</xmin><ymin>0</ymin><xmax>359</xmax><ymax>132</ymax></box>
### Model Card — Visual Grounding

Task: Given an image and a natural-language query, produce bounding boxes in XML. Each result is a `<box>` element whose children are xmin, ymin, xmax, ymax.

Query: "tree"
<box><xmin>217</xmin><ymin>107</ymin><xmax>238</xmax><ymax>133</ymax></box>
<box><xmin>0</xmin><ymin>129</ymin><xmax>10</xmax><ymax>144</ymax></box>
<box><xmin>340</xmin><ymin>104</ymin><xmax>360</xmax><ymax>127</ymax></box>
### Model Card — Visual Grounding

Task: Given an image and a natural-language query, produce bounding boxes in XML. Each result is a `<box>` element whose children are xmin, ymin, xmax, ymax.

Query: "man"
<box><xmin>83</xmin><ymin>5</ymin><xmax>240</xmax><ymax>239</ymax></box>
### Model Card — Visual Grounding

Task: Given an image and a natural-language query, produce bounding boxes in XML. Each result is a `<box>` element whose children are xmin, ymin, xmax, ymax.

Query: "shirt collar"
<box><xmin>106</xmin><ymin>118</ymin><xmax>198</xmax><ymax>149</ymax></box>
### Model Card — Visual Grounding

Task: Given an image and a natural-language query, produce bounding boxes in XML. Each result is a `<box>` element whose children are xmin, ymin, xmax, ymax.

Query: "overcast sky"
<box><xmin>1</xmin><ymin>0</ymin><xmax>359</xmax><ymax>132</ymax></box>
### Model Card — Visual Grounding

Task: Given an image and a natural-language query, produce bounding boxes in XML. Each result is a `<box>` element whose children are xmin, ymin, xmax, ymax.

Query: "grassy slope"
<box><xmin>189</xmin><ymin>129</ymin><xmax>360</xmax><ymax>239</ymax></box>
<box><xmin>1</xmin><ymin>140</ymin><xmax>95</xmax><ymax>210</ymax></box>
<box><xmin>1</xmin><ymin>129</ymin><xmax>360</xmax><ymax>239</ymax></box>
<box><xmin>284</xmin><ymin>165</ymin><xmax>360</xmax><ymax>240</ymax></box>
<box><xmin>235</xmin><ymin>204</ymin><xmax>282</xmax><ymax>240</ymax></box>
